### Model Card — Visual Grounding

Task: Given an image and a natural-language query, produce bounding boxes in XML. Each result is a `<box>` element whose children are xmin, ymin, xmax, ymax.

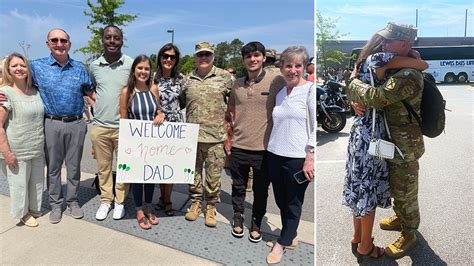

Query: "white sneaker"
<box><xmin>113</xmin><ymin>202</ymin><xmax>125</xmax><ymax>220</ymax></box>
<box><xmin>96</xmin><ymin>203</ymin><xmax>111</xmax><ymax>221</ymax></box>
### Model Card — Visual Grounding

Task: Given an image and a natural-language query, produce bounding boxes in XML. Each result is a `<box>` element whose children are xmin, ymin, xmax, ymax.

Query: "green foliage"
<box><xmin>316</xmin><ymin>12</ymin><xmax>349</xmax><ymax>71</ymax></box>
<box><xmin>214</xmin><ymin>38</ymin><xmax>244</xmax><ymax>77</ymax></box>
<box><xmin>150</xmin><ymin>53</ymin><xmax>158</xmax><ymax>73</ymax></box>
<box><xmin>180</xmin><ymin>55</ymin><xmax>196</xmax><ymax>74</ymax></box>
<box><xmin>77</xmin><ymin>0</ymin><xmax>137</xmax><ymax>63</ymax></box>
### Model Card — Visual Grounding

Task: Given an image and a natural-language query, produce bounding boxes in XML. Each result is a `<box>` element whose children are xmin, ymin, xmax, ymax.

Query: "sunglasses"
<box><xmin>196</xmin><ymin>52</ymin><xmax>213</xmax><ymax>58</ymax></box>
<box><xmin>162</xmin><ymin>54</ymin><xmax>177</xmax><ymax>61</ymax></box>
<box><xmin>49</xmin><ymin>38</ymin><xmax>69</xmax><ymax>44</ymax></box>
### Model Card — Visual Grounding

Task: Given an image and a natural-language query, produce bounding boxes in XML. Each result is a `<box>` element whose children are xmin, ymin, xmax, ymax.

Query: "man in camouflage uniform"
<box><xmin>263</xmin><ymin>48</ymin><xmax>280</xmax><ymax>74</ymax></box>
<box><xmin>181</xmin><ymin>41</ymin><xmax>233</xmax><ymax>227</ymax></box>
<box><xmin>347</xmin><ymin>22</ymin><xmax>424</xmax><ymax>259</ymax></box>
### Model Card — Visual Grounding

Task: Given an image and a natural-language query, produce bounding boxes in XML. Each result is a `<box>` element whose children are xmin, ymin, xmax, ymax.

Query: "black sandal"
<box><xmin>164</xmin><ymin>202</ymin><xmax>174</xmax><ymax>216</ymax></box>
<box><xmin>352</xmin><ymin>236</ymin><xmax>374</xmax><ymax>257</ymax></box>
<box><xmin>356</xmin><ymin>243</ymin><xmax>384</xmax><ymax>263</ymax></box>
<box><xmin>155</xmin><ymin>197</ymin><xmax>165</xmax><ymax>210</ymax></box>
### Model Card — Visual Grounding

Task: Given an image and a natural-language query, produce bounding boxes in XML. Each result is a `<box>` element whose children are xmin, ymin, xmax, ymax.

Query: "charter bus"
<box><xmin>349</xmin><ymin>45</ymin><xmax>474</xmax><ymax>83</ymax></box>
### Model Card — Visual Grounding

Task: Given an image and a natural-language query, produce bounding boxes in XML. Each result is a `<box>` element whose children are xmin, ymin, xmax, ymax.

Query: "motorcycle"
<box><xmin>322</xmin><ymin>80</ymin><xmax>352</xmax><ymax>115</ymax></box>
<box><xmin>317</xmin><ymin>86</ymin><xmax>347</xmax><ymax>133</ymax></box>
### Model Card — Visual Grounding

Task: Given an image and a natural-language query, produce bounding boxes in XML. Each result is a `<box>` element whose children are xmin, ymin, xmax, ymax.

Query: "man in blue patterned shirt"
<box><xmin>30</xmin><ymin>28</ymin><xmax>94</xmax><ymax>224</ymax></box>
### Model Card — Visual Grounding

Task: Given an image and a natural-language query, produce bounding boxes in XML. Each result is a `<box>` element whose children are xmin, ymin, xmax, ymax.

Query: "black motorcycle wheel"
<box><xmin>321</xmin><ymin>112</ymin><xmax>346</xmax><ymax>133</ymax></box>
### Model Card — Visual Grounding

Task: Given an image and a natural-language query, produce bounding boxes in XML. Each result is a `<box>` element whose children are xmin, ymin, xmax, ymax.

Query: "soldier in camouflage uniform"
<box><xmin>181</xmin><ymin>41</ymin><xmax>233</xmax><ymax>227</ymax></box>
<box><xmin>263</xmin><ymin>48</ymin><xmax>280</xmax><ymax>75</ymax></box>
<box><xmin>347</xmin><ymin>22</ymin><xmax>424</xmax><ymax>259</ymax></box>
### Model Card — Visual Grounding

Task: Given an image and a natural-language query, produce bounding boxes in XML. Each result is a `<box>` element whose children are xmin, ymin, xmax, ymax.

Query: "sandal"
<box><xmin>144</xmin><ymin>207</ymin><xmax>159</xmax><ymax>225</ymax></box>
<box><xmin>164</xmin><ymin>202</ymin><xmax>174</xmax><ymax>216</ymax></box>
<box><xmin>356</xmin><ymin>243</ymin><xmax>384</xmax><ymax>263</ymax></box>
<box><xmin>155</xmin><ymin>197</ymin><xmax>165</xmax><ymax>210</ymax></box>
<box><xmin>137</xmin><ymin>213</ymin><xmax>151</xmax><ymax>230</ymax></box>
<box><xmin>352</xmin><ymin>236</ymin><xmax>374</xmax><ymax>257</ymax></box>
<box><xmin>266</xmin><ymin>239</ymin><xmax>298</xmax><ymax>250</ymax></box>
<box><xmin>266</xmin><ymin>244</ymin><xmax>286</xmax><ymax>264</ymax></box>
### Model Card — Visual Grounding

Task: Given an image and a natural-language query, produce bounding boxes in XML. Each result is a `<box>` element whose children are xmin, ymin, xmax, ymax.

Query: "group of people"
<box><xmin>0</xmin><ymin>25</ymin><xmax>314</xmax><ymax>264</ymax></box>
<box><xmin>343</xmin><ymin>22</ymin><xmax>426</xmax><ymax>261</ymax></box>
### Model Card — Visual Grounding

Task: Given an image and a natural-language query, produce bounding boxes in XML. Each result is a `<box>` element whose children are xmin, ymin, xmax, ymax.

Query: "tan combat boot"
<box><xmin>185</xmin><ymin>201</ymin><xmax>202</xmax><ymax>221</ymax></box>
<box><xmin>204</xmin><ymin>204</ymin><xmax>217</xmax><ymax>227</ymax></box>
<box><xmin>379</xmin><ymin>214</ymin><xmax>402</xmax><ymax>231</ymax></box>
<box><xmin>385</xmin><ymin>231</ymin><xmax>417</xmax><ymax>259</ymax></box>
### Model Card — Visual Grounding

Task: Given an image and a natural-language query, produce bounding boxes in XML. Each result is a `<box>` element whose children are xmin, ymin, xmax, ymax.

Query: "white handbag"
<box><xmin>366</xmin><ymin>68</ymin><xmax>404</xmax><ymax>160</ymax></box>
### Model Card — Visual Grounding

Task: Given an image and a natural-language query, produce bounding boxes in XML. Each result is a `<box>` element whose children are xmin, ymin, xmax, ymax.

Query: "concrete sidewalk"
<box><xmin>0</xmin><ymin>170</ymin><xmax>315</xmax><ymax>265</ymax></box>
<box><xmin>0</xmin><ymin>195</ymin><xmax>216</xmax><ymax>265</ymax></box>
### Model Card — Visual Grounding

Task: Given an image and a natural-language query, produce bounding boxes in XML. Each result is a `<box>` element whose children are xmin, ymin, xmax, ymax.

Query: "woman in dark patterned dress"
<box><xmin>119</xmin><ymin>55</ymin><xmax>165</xmax><ymax>229</ymax></box>
<box><xmin>153</xmin><ymin>43</ymin><xmax>184</xmax><ymax>216</ymax></box>
<box><xmin>343</xmin><ymin>33</ymin><xmax>428</xmax><ymax>262</ymax></box>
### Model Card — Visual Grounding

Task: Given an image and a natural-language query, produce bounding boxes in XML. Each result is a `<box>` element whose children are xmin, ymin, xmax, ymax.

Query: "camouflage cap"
<box><xmin>265</xmin><ymin>48</ymin><xmax>277</xmax><ymax>58</ymax></box>
<box><xmin>194</xmin><ymin>41</ymin><xmax>215</xmax><ymax>54</ymax></box>
<box><xmin>376</xmin><ymin>22</ymin><xmax>417</xmax><ymax>43</ymax></box>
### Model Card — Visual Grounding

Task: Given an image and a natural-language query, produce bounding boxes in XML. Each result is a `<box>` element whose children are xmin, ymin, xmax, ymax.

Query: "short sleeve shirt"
<box><xmin>0</xmin><ymin>86</ymin><xmax>44</xmax><ymax>160</ymax></box>
<box><xmin>90</xmin><ymin>54</ymin><xmax>132</xmax><ymax>127</ymax></box>
<box><xmin>30</xmin><ymin>54</ymin><xmax>93</xmax><ymax>116</ymax></box>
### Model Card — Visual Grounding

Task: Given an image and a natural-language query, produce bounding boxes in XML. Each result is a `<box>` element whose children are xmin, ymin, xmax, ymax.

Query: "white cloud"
<box><xmin>0</xmin><ymin>9</ymin><xmax>90</xmax><ymax>60</ymax></box>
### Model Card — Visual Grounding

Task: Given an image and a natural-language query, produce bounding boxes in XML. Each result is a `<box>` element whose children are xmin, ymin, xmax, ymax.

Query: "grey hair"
<box><xmin>279</xmin><ymin>46</ymin><xmax>309</xmax><ymax>67</ymax></box>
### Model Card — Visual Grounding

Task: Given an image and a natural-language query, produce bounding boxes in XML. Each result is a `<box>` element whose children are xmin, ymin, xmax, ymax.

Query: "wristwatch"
<box><xmin>308</xmin><ymin>147</ymin><xmax>315</xmax><ymax>154</ymax></box>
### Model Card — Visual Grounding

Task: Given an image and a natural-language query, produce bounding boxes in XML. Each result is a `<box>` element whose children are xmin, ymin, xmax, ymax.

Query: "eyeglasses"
<box><xmin>49</xmin><ymin>38</ymin><xmax>69</xmax><ymax>44</ymax></box>
<box><xmin>162</xmin><ymin>54</ymin><xmax>177</xmax><ymax>61</ymax></box>
<box><xmin>196</xmin><ymin>52</ymin><xmax>213</xmax><ymax>58</ymax></box>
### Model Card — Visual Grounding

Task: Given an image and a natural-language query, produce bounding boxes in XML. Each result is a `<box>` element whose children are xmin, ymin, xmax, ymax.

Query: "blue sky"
<box><xmin>317</xmin><ymin>0</ymin><xmax>474</xmax><ymax>40</ymax></box>
<box><xmin>0</xmin><ymin>0</ymin><xmax>314</xmax><ymax>62</ymax></box>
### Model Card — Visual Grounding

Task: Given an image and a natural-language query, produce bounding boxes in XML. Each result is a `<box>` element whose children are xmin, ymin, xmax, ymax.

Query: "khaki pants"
<box><xmin>90</xmin><ymin>125</ymin><xmax>128</xmax><ymax>204</ymax></box>
<box><xmin>189</xmin><ymin>142</ymin><xmax>225</xmax><ymax>205</ymax></box>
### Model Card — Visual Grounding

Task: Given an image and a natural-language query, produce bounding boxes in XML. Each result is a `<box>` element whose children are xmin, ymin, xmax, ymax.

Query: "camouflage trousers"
<box><xmin>189</xmin><ymin>142</ymin><xmax>225</xmax><ymax>205</ymax></box>
<box><xmin>388</xmin><ymin>160</ymin><xmax>420</xmax><ymax>233</ymax></box>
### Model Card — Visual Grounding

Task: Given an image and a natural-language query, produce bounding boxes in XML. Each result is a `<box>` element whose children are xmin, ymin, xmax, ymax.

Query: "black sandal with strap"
<box><xmin>352</xmin><ymin>236</ymin><xmax>374</xmax><ymax>257</ymax></box>
<box><xmin>155</xmin><ymin>197</ymin><xmax>165</xmax><ymax>210</ymax></box>
<box><xmin>356</xmin><ymin>243</ymin><xmax>384</xmax><ymax>263</ymax></box>
<box><xmin>164</xmin><ymin>202</ymin><xmax>174</xmax><ymax>216</ymax></box>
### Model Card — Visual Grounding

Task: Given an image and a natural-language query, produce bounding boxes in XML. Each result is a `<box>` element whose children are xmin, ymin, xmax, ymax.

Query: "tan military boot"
<box><xmin>379</xmin><ymin>215</ymin><xmax>402</xmax><ymax>231</ymax></box>
<box><xmin>204</xmin><ymin>204</ymin><xmax>217</xmax><ymax>227</ymax></box>
<box><xmin>185</xmin><ymin>201</ymin><xmax>202</xmax><ymax>221</ymax></box>
<box><xmin>385</xmin><ymin>231</ymin><xmax>417</xmax><ymax>259</ymax></box>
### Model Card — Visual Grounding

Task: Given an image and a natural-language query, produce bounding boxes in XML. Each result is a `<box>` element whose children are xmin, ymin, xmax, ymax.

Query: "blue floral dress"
<box><xmin>342</xmin><ymin>52</ymin><xmax>394</xmax><ymax>217</ymax></box>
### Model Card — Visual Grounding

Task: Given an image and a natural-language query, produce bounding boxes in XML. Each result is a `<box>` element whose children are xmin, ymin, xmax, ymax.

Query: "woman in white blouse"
<box><xmin>265</xmin><ymin>46</ymin><xmax>315</xmax><ymax>264</ymax></box>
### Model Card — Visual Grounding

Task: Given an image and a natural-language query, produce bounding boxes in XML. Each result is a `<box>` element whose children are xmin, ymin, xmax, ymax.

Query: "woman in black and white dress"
<box><xmin>153</xmin><ymin>43</ymin><xmax>184</xmax><ymax>216</ymax></box>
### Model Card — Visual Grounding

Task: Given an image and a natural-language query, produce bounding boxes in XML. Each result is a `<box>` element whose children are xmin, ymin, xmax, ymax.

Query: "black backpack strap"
<box><xmin>402</xmin><ymin>100</ymin><xmax>422</xmax><ymax>126</ymax></box>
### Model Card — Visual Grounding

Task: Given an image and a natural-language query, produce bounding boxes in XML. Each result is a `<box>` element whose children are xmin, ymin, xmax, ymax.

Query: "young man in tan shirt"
<box><xmin>226</xmin><ymin>41</ymin><xmax>285</xmax><ymax>242</ymax></box>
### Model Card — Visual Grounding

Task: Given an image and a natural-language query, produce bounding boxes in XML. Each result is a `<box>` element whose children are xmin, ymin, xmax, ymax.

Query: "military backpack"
<box><xmin>402</xmin><ymin>72</ymin><xmax>446</xmax><ymax>138</ymax></box>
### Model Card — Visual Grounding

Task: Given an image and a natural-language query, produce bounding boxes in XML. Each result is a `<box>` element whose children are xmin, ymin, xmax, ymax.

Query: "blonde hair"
<box><xmin>0</xmin><ymin>52</ymin><xmax>33</xmax><ymax>89</ymax></box>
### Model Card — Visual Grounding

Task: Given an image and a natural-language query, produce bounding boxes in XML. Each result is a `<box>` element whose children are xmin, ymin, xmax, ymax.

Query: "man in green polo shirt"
<box><xmin>89</xmin><ymin>25</ymin><xmax>133</xmax><ymax>221</ymax></box>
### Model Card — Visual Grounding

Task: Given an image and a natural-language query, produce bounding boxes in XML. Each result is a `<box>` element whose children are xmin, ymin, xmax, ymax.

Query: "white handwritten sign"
<box><xmin>116</xmin><ymin>119</ymin><xmax>199</xmax><ymax>184</ymax></box>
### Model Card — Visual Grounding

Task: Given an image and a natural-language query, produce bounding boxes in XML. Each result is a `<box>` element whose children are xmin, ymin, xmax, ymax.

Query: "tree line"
<box><xmin>78</xmin><ymin>0</ymin><xmax>246</xmax><ymax>76</ymax></box>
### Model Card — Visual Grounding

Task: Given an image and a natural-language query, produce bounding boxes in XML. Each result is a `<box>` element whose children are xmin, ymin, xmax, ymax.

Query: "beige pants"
<box><xmin>90</xmin><ymin>125</ymin><xmax>129</xmax><ymax>204</ymax></box>
<box><xmin>1</xmin><ymin>156</ymin><xmax>45</xmax><ymax>219</ymax></box>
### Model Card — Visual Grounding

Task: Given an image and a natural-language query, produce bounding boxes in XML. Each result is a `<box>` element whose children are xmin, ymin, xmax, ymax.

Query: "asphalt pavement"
<box><xmin>316</xmin><ymin>84</ymin><xmax>473</xmax><ymax>265</ymax></box>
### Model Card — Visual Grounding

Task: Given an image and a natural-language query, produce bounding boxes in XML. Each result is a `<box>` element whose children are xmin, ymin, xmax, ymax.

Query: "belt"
<box><xmin>45</xmin><ymin>114</ymin><xmax>82</xmax><ymax>122</ymax></box>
